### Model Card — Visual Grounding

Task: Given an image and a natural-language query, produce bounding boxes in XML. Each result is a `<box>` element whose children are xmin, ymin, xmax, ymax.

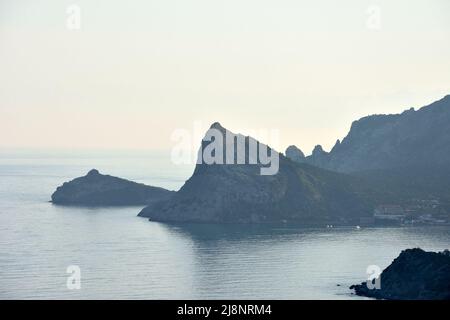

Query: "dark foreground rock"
<box><xmin>52</xmin><ymin>169</ymin><xmax>174</xmax><ymax>206</ymax></box>
<box><xmin>139</xmin><ymin>123</ymin><xmax>378</xmax><ymax>223</ymax></box>
<box><xmin>350</xmin><ymin>248</ymin><xmax>450</xmax><ymax>300</ymax></box>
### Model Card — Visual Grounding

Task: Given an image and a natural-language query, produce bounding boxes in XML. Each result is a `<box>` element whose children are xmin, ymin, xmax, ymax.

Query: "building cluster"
<box><xmin>373</xmin><ymin>199</ymin><xmax>449</xmax><ymax>226</ymax></box>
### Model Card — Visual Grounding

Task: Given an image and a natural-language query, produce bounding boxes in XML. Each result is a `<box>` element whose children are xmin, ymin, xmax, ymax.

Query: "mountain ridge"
<box><xmin>286</xmin><ymin>94</ymin><xmax>450</xmax><ymax>173</ymax></box>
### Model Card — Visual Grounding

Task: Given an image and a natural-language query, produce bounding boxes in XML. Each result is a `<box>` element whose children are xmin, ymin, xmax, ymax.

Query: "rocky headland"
<box><xmin>139</xmin><ymin>123</ymin><xmax>378</xmax><ymax>223</ymax></box>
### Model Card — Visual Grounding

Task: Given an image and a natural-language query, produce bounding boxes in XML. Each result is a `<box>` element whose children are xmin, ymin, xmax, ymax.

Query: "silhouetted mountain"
<box><xmin>51</xmin><ymin>169</ymin><xmax>174</xmax><ymax>206</ymax></box>
<box><xmin>287</xmin><ymin>95</ymin><xmax>450</xmax><ymax>173</ymax></box>
<box><xmin>139</xmin><ymin>123</ymin><xmax>378</xmax><ymax>223</ymax></box>
<box><xmin>350</xmin><ymin>248</ymin><xmax>450</xmax><ymax>300</ymax></box>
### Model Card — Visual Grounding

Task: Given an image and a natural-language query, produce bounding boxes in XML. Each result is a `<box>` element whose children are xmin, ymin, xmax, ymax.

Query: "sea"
<box><xmin>0</xmin><ymin>149</ymin><xmax>449</xmax><ymax>299</ymax></box>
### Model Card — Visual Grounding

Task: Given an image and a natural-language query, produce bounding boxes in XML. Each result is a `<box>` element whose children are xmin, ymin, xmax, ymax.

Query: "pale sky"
<box><xmin>1</xmin><ymin>0</ymin><xmax>450</xmax><ymax>155</ymax></box>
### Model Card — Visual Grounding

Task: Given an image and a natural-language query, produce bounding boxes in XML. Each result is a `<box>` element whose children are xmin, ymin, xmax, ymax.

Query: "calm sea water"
<box><xmin>0</xmin><ymin>150</ymin><xmax>449</xmax><ymax>299</ymax></box>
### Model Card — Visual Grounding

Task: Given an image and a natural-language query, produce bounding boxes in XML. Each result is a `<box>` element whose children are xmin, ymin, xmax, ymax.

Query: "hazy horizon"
<box><xmin>1</xmin><ymin>0</ymin><xmax>450</xmax><ymax>154</ymax></box>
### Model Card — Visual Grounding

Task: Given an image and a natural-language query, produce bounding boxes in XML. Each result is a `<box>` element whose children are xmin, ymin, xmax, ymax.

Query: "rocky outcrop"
<box><xmin>309</xmin><ymin>145</ymin><xmax>330</xmax><ymax>168</ymax></box>
<box><xmin>51</xmin><ymin>169</ymin><xmax>174</xmax><ymax>206</ymax></box>
<box><xmin>288</xmin><ymin>95</ymin><xmax>450</xmax><ymax>173</ymax></box>
<box><xmin>350</xmin><ymin>248</ymin><xmax>450</xmax><ymax>300</ymax></box>
<box><xmin>285</xmin><ymin>145</ymin><xmax>305</xmax><ymax>163</ymax></box>
<box><xmin>330</xmin><ymin>139</ymin><xmax>341</xmax><ymax>153</ymax></box>
<box><xmin>139</xmin><ymin>123</ymin><xmax>377</xmax><ymax>223</ymax></box>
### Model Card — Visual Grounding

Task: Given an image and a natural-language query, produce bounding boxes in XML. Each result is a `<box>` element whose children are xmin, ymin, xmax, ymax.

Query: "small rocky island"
<box><xmin>350</xmin><ymin>248</ymin><xmax>450</xmax><ymax>300</ymax></box>
<box><xmin>51</xmin><ymin>169</ymin><xmax>174</xmax><ymax>206</ymax></box>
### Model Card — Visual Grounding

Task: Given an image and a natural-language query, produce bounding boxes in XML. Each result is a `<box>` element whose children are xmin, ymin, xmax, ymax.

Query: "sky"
<box><xmin>1</xmin><ymin>0</ymin><xmax>450</xmax><ymax>155</ymax></box>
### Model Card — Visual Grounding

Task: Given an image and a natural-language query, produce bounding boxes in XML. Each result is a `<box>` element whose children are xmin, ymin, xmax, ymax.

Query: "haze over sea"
<box><xmin>0</xmin><ymin>150</ymin><xmax>449</xmax><ymax>299</ymax></box>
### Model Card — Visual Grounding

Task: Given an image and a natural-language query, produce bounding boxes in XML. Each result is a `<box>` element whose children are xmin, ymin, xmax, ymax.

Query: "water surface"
<box><xmin>0</xmin><ymin>151</ymin><xmax>449</xmax><ymax>299</ymax></box>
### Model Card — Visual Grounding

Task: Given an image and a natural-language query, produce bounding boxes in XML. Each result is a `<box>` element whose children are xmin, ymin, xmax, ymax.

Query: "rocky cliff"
<box><xmin>51</xmin><ymin>169</ymin><xmax>174</xmax><ymax>206</ymax></box>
